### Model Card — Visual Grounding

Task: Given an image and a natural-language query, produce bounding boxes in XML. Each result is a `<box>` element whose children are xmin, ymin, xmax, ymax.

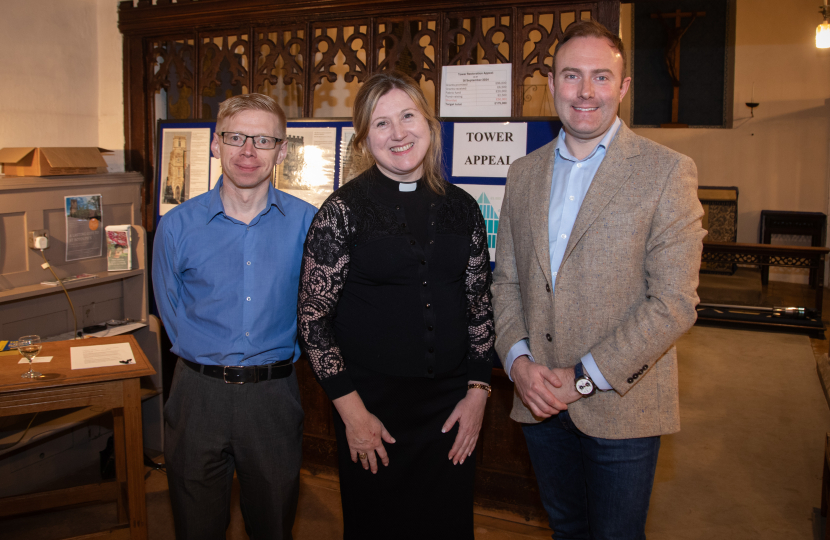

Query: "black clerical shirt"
<box><xmin>298</xmin><ymin>166</ymin><xmax>495</xmax><ymax>400</ymax></box>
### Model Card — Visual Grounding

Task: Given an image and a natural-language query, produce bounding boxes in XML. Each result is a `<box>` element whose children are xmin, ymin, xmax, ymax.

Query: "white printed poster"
<box><xmin>274</xmin><ymin>127</ymin><xmax>337</xmax><ymax>208</ymax></box>
<box><xmin>441</xmin><ymin>64</ymin><xmax>512</xmax><ymax>118</ymax></box>
<box><xmin>452</xmin><ymin>122</ymin><xmax>527</xmax><ymax>178</ymax></box>
<box><xmin>456</xmin><ymin>184</ymin><xmax>505</xmax><ymax>263</ymax></box>
<box><xmin>158</xmin><ymin>128</ymin><xmax>212</xmax><ymax>216</ymax></box>
<box><xmin>339</xmin><ymin>127</ymin><xmax>357</xmax><ymax>186</ymax></box>
<box><xmin>209</xmin><ymin>156</ymin><xmax>222</xmax><ymax>191</ymax></box>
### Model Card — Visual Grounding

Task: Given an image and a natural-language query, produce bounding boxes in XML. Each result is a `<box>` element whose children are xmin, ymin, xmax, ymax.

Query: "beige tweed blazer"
<box><xmin>491</xmin><ymin>122</ymin><xmax>705</xmax><ymax>439</ymax></box>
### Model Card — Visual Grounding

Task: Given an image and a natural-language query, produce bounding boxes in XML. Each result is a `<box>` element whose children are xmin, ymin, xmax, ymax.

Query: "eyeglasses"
<box><xmin>220</xmin><ymin>132</ymin><xmax>283</xmax><ymax>149</ymax></box>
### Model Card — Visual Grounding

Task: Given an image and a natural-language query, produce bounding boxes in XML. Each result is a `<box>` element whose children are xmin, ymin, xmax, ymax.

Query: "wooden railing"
<box><xmin>702</xmin><ymin>241</ymin><xmax>829</xmax><ymax>319</ymax></box>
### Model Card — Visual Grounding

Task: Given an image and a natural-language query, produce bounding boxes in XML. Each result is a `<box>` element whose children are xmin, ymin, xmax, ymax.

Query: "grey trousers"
<box><xmin>164</xmin><ymin>360</ymin><xmax>304</xmax><ymax>540</ymax></box>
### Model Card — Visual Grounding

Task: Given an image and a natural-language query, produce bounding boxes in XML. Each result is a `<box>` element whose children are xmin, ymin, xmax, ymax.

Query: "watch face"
<box><xmin>576</xmin><ymin>377</ymin><xmax>594</xmax><ymax>396</ymax></box>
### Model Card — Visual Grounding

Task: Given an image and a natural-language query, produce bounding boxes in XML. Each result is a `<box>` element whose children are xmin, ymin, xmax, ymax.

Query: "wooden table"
<box><xmin>0</xmin><ymin>335</ymin><xmax>155</xmax><ymax>540</ymax></box>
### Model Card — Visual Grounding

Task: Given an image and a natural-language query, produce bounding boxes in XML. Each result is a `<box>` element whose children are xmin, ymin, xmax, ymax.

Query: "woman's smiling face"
<box><xmin>366</xmin><ymin>88</ymin><xmax>431</xmax><ymax>183</ymax></box>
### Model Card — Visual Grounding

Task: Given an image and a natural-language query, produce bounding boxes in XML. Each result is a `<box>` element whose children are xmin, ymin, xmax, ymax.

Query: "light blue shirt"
<box><xmin>502</xmin><ymin>118</ymin><xmax>621</xmax><ymax>390</ymax></box>
<box><xmin>152</xmin><ymin>176</ymin><xmax>317</xmax><ymax>366</ymax></box>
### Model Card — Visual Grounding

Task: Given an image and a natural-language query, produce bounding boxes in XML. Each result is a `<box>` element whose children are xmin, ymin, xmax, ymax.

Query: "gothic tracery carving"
<box><xmin>254</xmin><ymin>26</ymin><xmax>306</xmax><ymax>90</ymax></box>
<box><xmin>148</xmin><ymin>38</ymin><xmax>195</xmax><ymax>120</ymax></box>
<box><xmin>124</xmin><ymin>1</ymin><xmax>617</xmax><ymax>227</ymax></box>
<box><xmin>376</xmin><ymin>16</ymin><xmax>438</xmax><ymax>83</ymax></box>
<box><xmin>517</xmin><ymin>4</ymin><xmax>596</xmax><ymax>81</ymax></box>
<box><xmin>444</xmin><ymin>12</ymin><xmax>512</xmax><ymax>67</ymax></box>
<box><xmin>311</xmin><ymin>22</ymin><xmax>370</xmax><ymax>88</ymax></box>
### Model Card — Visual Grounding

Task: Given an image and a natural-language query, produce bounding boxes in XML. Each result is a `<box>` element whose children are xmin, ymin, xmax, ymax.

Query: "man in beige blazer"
<box><xmin>491</xmin><ymin>20</ymin><xmax>704</xmax><ymax>540</ymax></box>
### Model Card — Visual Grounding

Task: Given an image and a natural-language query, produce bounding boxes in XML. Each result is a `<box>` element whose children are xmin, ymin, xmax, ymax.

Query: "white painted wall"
<box><xmin>622</xmin><ymin>0</ymin><xmax>830</xmax><ymax>247</ymax></box>
<box><xmin>97</xmin><ymin>0</ymin><xmax>125</xmax><ymax>171</ymax></box>
<box><xmin>0</xmin><ymin>0</ymin><xmax>124</xmax><ymax>172</ymax></box>
<box><xmin>2</xmin><ymin>0</ymin><xmax>826</xmax><ymax>244</ymax></box>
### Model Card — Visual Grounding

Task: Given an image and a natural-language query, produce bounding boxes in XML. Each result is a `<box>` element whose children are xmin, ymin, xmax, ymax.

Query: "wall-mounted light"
<box><xmin>818</xmin><ymin>1</ymin><xmax>830</xmax><ymax>48</ymax></box>
<box><xmin>746</xmin><ymin>82</ymin><xmax>759</xmax><ymax>118</ymax></box>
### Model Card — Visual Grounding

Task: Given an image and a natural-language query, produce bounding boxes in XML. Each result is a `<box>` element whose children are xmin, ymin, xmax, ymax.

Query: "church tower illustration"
<box><xmin>476</xmin><ymin>193</ymin><xmax>499</xmax><ymax>250</ymax></box>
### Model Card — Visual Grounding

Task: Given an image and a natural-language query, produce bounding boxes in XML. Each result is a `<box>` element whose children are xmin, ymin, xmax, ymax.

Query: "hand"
<box><xmin>511</xmin><ymin>356</ymin><xmax>570</xmax><ymax>419</ymax></box>
<box><xmin>547</xmin><ymin>366</ymin><xmax>582</xmax><ymax>406</ymax></box>
<box><xmin>442</xmin><ymin>382</ymin><xmax>488</xmax><ymax>465</ymax></box>
<box><xmin>332</xmin><ymin>391</ymin><xmax>396</xmax><ymax>474</ymax></box>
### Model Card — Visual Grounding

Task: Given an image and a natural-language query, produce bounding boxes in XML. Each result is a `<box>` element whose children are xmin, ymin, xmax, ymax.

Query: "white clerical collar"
<box><xmin>399</xmin><ymin>181</ymin><xmax>417</xmax><ymax>192</ymax></box>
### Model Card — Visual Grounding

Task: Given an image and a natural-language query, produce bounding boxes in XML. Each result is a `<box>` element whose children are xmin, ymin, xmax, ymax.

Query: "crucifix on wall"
<box><xmin>651</xmin><ymin>8</ymin><xmax>705</xmax><ymax>128</ymax></box>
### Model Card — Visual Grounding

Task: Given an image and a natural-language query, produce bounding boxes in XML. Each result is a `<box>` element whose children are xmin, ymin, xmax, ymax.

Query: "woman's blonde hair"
<box><xmin>351</xmin><ymin>71</ymin><xmax>445</xmax><ymax>195</ymax></box>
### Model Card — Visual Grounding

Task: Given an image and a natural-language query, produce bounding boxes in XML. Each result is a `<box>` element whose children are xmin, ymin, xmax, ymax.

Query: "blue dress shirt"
<box><xmin>152</xmin><ymin>176</ymin><xmax>316</xmax><ymax>366</ymax></box>
<box><xmin>503</xmin><ymin>118</ymin><xmax>621</xmax><ymax>390</ymax></box>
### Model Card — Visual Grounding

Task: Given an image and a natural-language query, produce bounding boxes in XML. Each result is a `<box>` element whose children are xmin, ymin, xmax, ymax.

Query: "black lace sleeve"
<box><xmin>464</xmin><ymin>199</ymin><xmax>496</xmax><ymax>384</ymax></box>
<box><xmin>298</xmin><ymin>194</ymin><xmax>355</xmax><ymax>400</ymax></box>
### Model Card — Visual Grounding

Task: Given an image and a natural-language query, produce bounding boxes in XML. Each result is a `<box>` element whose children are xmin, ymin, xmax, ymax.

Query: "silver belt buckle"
<box><xmin>223</xmin><ymin>365</ymin><xmax>246</xmax><ymax>384</ymax></box>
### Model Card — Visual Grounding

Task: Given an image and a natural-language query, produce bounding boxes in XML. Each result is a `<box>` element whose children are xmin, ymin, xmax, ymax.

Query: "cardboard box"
<box><xmin>0</xmin><ymin>147</ymin><xmax>110</xmax><ymax>177</ymax></box>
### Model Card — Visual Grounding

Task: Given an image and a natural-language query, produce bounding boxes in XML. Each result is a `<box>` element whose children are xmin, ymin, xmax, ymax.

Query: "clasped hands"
<box><xmin>511</xmin><ymin>355</ymin><xmax>582</xmax><ymax>419</ymax></box>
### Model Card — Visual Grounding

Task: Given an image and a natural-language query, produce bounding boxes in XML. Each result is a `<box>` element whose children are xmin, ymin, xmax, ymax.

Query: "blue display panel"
<box><xmin>440</xmin><ymin>120</ymin><xmax>562</xmax><ymax>185</ymax></box>
<box><xmin>154</xmin><ymin>118</ymin><xmax>562</xmax><ymax>227</ymax></box>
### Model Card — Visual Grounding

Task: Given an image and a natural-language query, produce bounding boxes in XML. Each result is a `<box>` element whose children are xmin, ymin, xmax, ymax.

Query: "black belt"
<box><xmin>181</xmin><ymin>358</ymin><xmax>293</xmax><ymax>384</ymax></box>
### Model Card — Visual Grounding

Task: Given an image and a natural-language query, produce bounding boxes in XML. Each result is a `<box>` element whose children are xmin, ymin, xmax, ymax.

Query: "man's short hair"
<box><xmin>552</xmin><ymin>19</ymin><xmax>627</xmax><ymax>82</ymax></box>
<box><xmin>216</xmin><ymin>93</ymin><xmax>287</xmax><ymax>134</ymax></box>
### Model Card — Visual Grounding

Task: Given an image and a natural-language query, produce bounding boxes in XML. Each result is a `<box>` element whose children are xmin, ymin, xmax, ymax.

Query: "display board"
<box><xmin>444</xmin><ymin>120</ymin><xmax>562</xmax><ymax>264</ymax></box>
<box><xmin>156</xmin><ymin>118</ymin><xmax>563</xmax><ymax>263</ymax></box>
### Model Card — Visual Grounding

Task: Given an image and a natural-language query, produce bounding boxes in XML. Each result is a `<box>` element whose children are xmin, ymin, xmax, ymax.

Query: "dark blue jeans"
<box><xmin>522</xmin><ymin>411</ymin><xmax>661</xmax><ymax>540</ymax></box>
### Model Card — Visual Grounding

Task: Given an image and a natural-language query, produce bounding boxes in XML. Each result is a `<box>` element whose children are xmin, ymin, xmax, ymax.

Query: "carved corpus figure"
<box><xmin>651</xmin><ymin>8</ymin><xmax>705</xmax><ymax>127</ymax></box>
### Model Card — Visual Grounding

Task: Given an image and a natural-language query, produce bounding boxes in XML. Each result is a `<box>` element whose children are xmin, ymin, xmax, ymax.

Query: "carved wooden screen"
<box><xmin>121</xmin><ymin>0</ymin><xmax>620</xmax><ymax>520</ymax></box>
<box><xmin>377</xmin><ymin>16</ymin><xmax>440</xmax><ymax>109</ymax></box>
<box><xmin>120</xmin><ymin>0</ymin><xmax>619</xmax><ymax>228</ymax></box>
<box><xmin>148</xmin><ymin>37</ymin><xmax>195</xmax><ymax>121</ymax></box>
<box><xmin>199</xmin><ymin>29</ymin><xmax>251</xmax><ymax>120</ymax></box>
<box><xmin>518</xmin><ymin>4</ymin><xmax>597</xmax><ymax>116</ymax></box>
<box><xmin>310</xmin><ymin>20</ymin><xmax>370</xmax><ymax>117</ymax></box>
<box><xmin>254</xmin><ymin>24</ymin><xmax>306</xmax><ymax>119</ymax></box>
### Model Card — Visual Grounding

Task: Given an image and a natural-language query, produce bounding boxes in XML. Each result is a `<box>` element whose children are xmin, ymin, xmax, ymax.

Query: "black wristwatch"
<box><xmin>573</xmin><ymin>362</ymin><xmax>596</xmax><ymax>397</ymax></box>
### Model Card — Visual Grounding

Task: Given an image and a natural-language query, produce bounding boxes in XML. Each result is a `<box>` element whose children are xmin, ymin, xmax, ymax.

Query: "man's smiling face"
<box><xmin>210</xmin><ymin>109</ymin><xmax>286</xmax><ymax>191</ymax></box>
<box><xmin>548</xmin><ymin>35</ymin><xmax>631</xmax><ymax>146</ymax></box>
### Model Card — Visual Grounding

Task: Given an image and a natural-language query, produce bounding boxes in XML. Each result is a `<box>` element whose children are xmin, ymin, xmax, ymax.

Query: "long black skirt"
<box><xmin>332</xmin><ymin>363</ymin><xmax>476</xmax><ymax>540</ymax></box>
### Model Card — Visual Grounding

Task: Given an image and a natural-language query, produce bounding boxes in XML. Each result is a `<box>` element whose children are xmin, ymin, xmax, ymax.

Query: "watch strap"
<box><xmin>573</xmin><ymin>362</ymin><xmax>596</xmax><ymax>397</ymax></box>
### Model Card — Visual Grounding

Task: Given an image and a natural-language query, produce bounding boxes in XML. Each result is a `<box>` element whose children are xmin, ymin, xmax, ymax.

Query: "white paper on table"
<box><xmin>17</xmin><ymin>356</ymin><xmax>53</xmax><ymax>364</ymax></box>
<box><xmin>85</xmin><ymin>322</ymin><xmax>147</xmax><ymax>338</ymax></box>
<box><xmin>70</xmin><ymin>343</ymin><xmax>135</xmax><ymax>369</ymax></box>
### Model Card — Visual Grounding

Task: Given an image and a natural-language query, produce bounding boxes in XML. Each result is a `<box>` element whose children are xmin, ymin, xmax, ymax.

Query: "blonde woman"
<box><xmin>298</xmin><ymin>71</ymin><xmax>494</xmax><ymax>539</ymax></box>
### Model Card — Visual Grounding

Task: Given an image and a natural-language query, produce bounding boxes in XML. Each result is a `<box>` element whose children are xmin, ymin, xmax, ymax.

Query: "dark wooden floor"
<box><xmin>300</xmin><ymin>267</ymin><xmax>830</xmax><ymax>521</ymax></box>
<box><xmin>699</xmin><ymin>267</ymin><xmax>829</xmax><ymax>355</ymax></box>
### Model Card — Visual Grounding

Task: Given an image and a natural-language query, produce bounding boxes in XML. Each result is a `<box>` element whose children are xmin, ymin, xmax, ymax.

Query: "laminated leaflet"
<box><xmin>105</xmin><ymin>225</ymin><xmax>132</xmax><ymax>271</ymax></box>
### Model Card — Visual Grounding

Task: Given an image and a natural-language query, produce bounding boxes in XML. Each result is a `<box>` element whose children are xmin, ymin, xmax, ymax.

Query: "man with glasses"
<box><xmin>153</xmin><ymin>93</ymin><xmax>316</xmax><ymax>540</ymax></box>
